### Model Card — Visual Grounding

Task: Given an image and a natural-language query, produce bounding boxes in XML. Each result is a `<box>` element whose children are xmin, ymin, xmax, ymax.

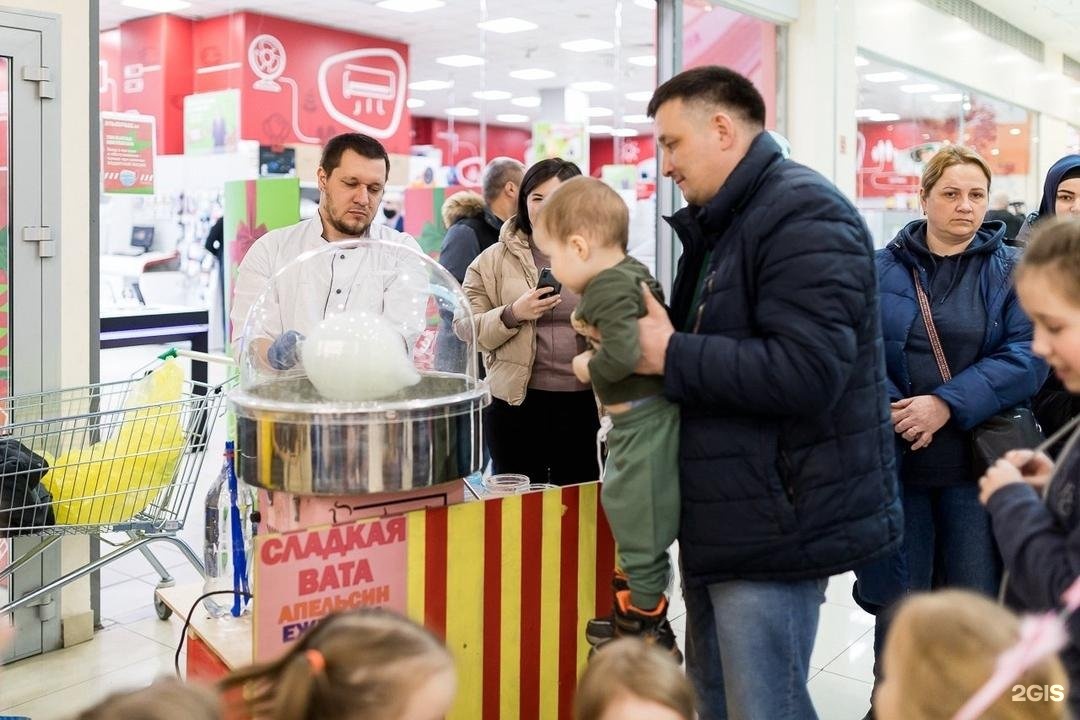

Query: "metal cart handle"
<box><xmin>157</xmin><ymin>347</ymin><xmax>236</xmax><ymax>366</ymax></box>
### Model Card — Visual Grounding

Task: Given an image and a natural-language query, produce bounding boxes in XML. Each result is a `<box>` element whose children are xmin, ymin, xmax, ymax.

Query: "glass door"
<box><xmin>0</xmin><ymin>16</ymin><xmax>63</xmax><ymax>664</ymax></box>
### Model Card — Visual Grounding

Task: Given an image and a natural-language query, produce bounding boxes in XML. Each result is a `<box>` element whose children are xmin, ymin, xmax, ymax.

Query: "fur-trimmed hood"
<box><xmin>441</xmin><ymin>191</ymin><xmax>485</xmax><ymax>228</ymax></box>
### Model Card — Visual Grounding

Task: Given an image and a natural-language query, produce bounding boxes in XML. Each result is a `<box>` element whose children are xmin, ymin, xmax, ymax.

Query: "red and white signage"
<box><xmin>252</xmin><ymin>515</ymin><xmax>408</xmax><ymax>661</ymax></box>
<box><xmin>101</xmin><ymin>111</ymin><xmax>156</xmax><ymax>194</ymax></box>
<box><xmin>193</xmin><ymin>12</ymin><xmax>411</xmax><ymax>153</ymax></box>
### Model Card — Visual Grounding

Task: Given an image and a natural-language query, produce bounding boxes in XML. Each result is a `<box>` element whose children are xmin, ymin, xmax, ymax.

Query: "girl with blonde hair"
<box><xmin>219</xmin><ymin>608</ymin><xmax>455</xmax><ymax>720</ymax></box>
<box><xmin>75</xmin><ymin>678</ymin><xmax>220</xmax><ymax>720</ymax></box>
<box><xmin>575</xmin><ymin>638</ymin><xmax>696</xmax><ymax>720</ymax></box>
<box><xmin>875</xmin><ymin>590</ymin><xmax>1067</xmax><ymax>720</ymax></box>
<box><xmin>981</xmin><ymin>216</ymin><xmax>1080</xmax><ymax>715</ymax></box>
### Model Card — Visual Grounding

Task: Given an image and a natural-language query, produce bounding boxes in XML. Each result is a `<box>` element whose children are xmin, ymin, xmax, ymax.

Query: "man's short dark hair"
<box><xmin>481</xmin><ymin>157</ymin><xmax>525</xmax><ymax>204</ymax></box>
<box><xmin>647</xmin><ymin>66</ymin><xmax>766</xmax><ymax>127</ymax></box>
<box><xmin>320</xmin><ymin>133</ymin><xmax>391</xmax><ymax>179</ymax></box>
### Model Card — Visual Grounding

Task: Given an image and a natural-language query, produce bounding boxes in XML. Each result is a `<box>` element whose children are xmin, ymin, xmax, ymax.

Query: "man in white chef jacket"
<box><xmin>231</xmin><ymin>133</ymin><xmax>427</xmax><ymax>370</ymax></box>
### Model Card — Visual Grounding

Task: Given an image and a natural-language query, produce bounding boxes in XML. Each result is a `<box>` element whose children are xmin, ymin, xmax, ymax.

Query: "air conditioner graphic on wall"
<box><xmin>246</xmin><ymin>33</ymin><xmax>407</xmax><ymax>141</ymax></box>
<box><xmin>342</xmin><ymin>64</ymin><xmax>396</xmax><ymax>116</ymax></box>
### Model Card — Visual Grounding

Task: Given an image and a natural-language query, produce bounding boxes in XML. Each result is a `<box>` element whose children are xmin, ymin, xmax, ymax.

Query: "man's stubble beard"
<box><xmin>331</xmin><ymin>214</ymin><xmax>372</xmax><ymax>238</ymax></box>
<box><xmin>324</xmin><ymin>201</ymin><xmax>373</xmax><ymax>238</ymax></box>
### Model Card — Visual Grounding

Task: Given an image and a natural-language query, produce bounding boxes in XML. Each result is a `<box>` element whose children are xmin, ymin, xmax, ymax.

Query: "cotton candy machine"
<box><xmin>229</xmin><ymin>239</ymin><xmax>489</xmax><ymax>495</ymax></box>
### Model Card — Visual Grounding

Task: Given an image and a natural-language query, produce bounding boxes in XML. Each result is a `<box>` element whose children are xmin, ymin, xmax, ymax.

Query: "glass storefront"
<box><xmin>682</xmin><ymin>2</ymin><xmax>779</xmax><ymax>127</ymax></box>
<box><xmin>95</xmin><ymin>0</ymin><xmax>785</xmax><ymax>310</ymax></box>
<box><xmin>854</xmin><ymin>52</ymin><xmax>1035</xmax><ymax>246</ymax></box>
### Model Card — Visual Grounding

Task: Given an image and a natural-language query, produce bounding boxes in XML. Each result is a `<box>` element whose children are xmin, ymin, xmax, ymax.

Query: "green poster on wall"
<box><xmin>184</xmin><ymin>89</ymin><xmax>241</xmax><ymax>156</ymax></box>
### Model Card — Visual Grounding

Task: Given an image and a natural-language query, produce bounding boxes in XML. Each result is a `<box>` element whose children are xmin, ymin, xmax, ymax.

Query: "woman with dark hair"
<box><xmin>461</xmin><ymin>158</ymin><xmax>599</xmax><ymax>485</ymax></box>
<box><xmin>1015</xmin><ymin>154</ymin><xmax>1080</xmax><ymax>247</ymax></box>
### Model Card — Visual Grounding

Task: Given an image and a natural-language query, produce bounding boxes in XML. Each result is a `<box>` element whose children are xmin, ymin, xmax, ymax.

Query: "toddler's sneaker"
<box><xmin>584</xmin><ymin>570</ymin><xmax>629</xmax><ymax>646</ymax></box>
<box><xmin>610</xmin><ymin>589</ymin><xmax>682</xmax><ymax>665</ymax></box>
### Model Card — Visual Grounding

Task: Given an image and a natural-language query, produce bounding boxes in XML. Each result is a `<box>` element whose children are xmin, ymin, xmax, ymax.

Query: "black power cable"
<box><xmin>173</xmin><ymin>590</ymin><xmax>254</xmax><ymax>679</ymax></box>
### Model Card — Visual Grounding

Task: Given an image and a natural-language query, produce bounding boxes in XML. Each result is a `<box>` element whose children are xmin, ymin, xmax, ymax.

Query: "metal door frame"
<box><xmin>0</xmin><ymin>7</ymin><xmax>64</xmax><ymax>663</ymax></box>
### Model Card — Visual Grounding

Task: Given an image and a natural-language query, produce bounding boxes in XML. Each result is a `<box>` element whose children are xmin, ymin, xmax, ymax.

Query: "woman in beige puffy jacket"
<box><xmin>461</xmin><ymin>158</ymin><xmax>600</xmax><ymax>486</ymax></box>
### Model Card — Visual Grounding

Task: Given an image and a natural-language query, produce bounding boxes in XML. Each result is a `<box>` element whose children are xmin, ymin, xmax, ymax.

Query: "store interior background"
<box><xmin>3</xmin><ymin>0</ymin><xmax>1080</xmax><ymax>717</ymax></box>
<box><xmin>95</xmin><ymin>0</ymin><xmax>777</xmax><ymax>351</ymax></box>
<box><xmin>93</xmin><ymin>0</ymin><xmax>1080</xmax><ymax>357</ymax></box>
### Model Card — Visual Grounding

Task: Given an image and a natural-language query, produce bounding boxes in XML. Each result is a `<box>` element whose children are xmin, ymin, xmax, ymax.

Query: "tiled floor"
<box><xmin>0</xmin><ymin>346</ymin><xmax>877</xmax><ymax>719</ymax></box>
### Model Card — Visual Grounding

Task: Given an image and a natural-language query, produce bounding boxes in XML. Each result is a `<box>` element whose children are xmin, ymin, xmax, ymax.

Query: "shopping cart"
<box><xmin>0</xmin><ymin>350</ymin><xmax>234</xmax><ymax>620</ymax></box>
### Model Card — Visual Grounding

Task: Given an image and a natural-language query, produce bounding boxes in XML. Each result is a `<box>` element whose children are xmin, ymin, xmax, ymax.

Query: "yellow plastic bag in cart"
<box><xmin>42</xmin><ymin>360</ymin><xmax>185</xmax><ymax>526</ymax></box>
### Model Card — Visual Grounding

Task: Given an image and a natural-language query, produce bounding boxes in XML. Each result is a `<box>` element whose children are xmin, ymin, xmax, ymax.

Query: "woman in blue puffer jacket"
<box><xmin>854</xmin><ymin>145</ymin><xmax>1047</xmax><ymax>716</ymax></box>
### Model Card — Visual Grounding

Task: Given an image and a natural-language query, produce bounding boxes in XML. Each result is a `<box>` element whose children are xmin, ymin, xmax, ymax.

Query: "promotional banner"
<box><xmin>184</xmin><ymin>89</ymin><xmax>240</xmax><ymax>155</ymax></box>
<box><xmin>253</xmin><ymin>515</ymin><xmax>408</xmax><ymax>661</ymax></box>
<box><xmin>101</xmin><ymin>112</ymin><xmax>156</xmax><ymax>195</ymax></box>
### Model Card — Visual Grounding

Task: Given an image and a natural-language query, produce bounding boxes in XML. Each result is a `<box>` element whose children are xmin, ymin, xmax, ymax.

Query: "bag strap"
<box><xmin>911</xmin><ymin>267</ymin><xmax>953</xmax><ymax>383</ymax></box>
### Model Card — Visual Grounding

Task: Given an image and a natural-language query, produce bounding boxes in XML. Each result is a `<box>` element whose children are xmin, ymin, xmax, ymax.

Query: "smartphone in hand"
<box><xmin>537</xmin><ymin>266</ymin><xmax>562</xmax><ymax>295</ymax></box>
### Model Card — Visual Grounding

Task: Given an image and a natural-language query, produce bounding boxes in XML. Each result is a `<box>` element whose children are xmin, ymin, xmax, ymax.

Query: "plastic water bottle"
<box><xmin>203</xmin><ymin>441</ymin><xmax>257</xmax><ymax>618</ymax></box>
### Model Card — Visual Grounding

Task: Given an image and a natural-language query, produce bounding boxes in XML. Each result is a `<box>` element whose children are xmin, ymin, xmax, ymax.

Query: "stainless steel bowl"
<box><xmin>230</xmin><ymin>373</ymin><xmax>489</xmax><ymax>495</ymax></box>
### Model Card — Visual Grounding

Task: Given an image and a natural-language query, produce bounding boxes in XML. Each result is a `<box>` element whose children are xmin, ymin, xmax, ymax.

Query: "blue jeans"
<box><xmin>853</xmin><ymin>483</ymin><xmax>1001</xmax><ymax>683</ymax></box>
<box><xmin>903</xmin><ymin>484</ymin><xmax>1001</xmax><ymax>594</ymax></box>
<box><xmin>684</xmin><ymin>577</ymin><xmax>827</xmax><ymax>720</ymax></box>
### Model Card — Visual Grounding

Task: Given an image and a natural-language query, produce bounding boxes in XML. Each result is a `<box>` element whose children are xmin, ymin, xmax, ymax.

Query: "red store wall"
<box><xmin>98</xmin><ymin>15</ymin><xmax>194</xmax><ymax>153</ymax></box>
<box><xmin>411</xmin><ymin>117</ymin><xmax>531</xmax><ymax>168</ymax></box>
<box><xmin>411</xmin><ymin>118</ymin><xmax>657</xmax><ymax>178</ymax></box>
<box><xmin>101</xmin><ymin>12</ymin><xmax>411</xmax><ymax>155</ymax></box>
<box><xmin>100</xmin><ymin>12</ymin><xmax>661</xmax><ymax>178</ymax></box>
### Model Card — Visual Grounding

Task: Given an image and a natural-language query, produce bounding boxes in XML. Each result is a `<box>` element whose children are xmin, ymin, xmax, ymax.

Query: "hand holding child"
<box><xmin>636</xmin><ymin>283</ymin><xmax>674</xmax><ymax>376</ymax></box>
<box><xmin>571</xmin><ymin>311</ymin><xmax>601</xmax><ymax>345</ymax></box>
<box><xmin>573</xmin><ymin>350</ymin><xmax>594</xmax><ymax>383</ymax></box>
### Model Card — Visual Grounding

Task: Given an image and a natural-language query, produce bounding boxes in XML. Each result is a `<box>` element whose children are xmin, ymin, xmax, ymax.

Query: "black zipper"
<box><xmin>692</xmin><ymin>273</ymin><xmax>715</xmax><ymax>333</ymax></box>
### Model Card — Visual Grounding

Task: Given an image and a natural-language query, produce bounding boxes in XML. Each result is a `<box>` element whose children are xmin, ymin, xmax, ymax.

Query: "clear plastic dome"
<box><xmin>229</xmin><ymin>239</ymin><xmax>488</xmax><ymax>495</ymax></box>
<box><xmin>235</xmin><ymin>239</ymin><xmax>480</xmax><ymax>405</ymax></box>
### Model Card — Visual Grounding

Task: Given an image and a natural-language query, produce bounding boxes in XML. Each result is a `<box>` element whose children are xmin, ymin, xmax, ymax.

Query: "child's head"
<box><xmin>574</xmin><ymin>638</ymin><xmax>696</xmax><ymax>720</ymax></box>
<box><xmin>876</xmin><ymin>590</ymin><xmax>1068</xmax><ymax>720</ymax></box>
<box><xmin>533</xmin><ymin>176</ymin><xmax>630</xmax><ymax>294</ymax></box>
<box><xmin>75</xmin><ymin>678</ymin><xmax>220</xmax><ymax>720</ymax></box>
<box><xmin>220</xmin><ymin>608</ymin><xmax>455</xmax><ymax>720</ymax></box>
<box><xmin>1016</xmin><ymin>217</ymin><xmax>1080</xmax><ymax>393</ymax></box>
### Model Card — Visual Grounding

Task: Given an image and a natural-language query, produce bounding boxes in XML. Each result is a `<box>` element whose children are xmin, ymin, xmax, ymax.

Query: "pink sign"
<box><xmin>252</xmin><ymin>515</ymin><xmax>408</xmax><ymax>661</ymax></box>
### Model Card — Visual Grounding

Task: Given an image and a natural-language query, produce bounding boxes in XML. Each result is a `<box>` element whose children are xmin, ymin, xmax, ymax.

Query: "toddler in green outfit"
<box><xmin>533</xmin><ymin>176</ymin><xmax>681</xmax><ymax>662</ymax></box>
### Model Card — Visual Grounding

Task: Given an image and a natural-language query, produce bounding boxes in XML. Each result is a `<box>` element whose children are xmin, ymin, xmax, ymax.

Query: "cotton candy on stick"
<box><xmin>301</xmin><ymin>312</ymin><xmax>421</xmax><ymax>401</ymax></box>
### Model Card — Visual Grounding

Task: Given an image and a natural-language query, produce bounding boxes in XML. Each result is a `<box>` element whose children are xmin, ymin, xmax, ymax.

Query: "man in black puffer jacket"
<box><xmin>438</xmin><ymin>156</ymin><xmax>524</xmax><ymax>284</ymax></box>
<box><xmin>635</xmin><ymin>66</ymin><xmax>902</xmax><ymax>719</ymax></box>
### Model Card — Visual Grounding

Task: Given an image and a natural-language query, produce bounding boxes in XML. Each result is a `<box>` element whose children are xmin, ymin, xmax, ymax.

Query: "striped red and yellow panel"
<box><xmin>406</xmin><ymin>482</ymin><xmax>615</xmax><ymax>720</ymax></box>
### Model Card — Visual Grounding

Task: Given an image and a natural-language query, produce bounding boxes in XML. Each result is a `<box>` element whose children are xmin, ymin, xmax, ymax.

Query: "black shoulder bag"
<box><xmin>911</xmin><ymin>268</ymin><xmax>1044</xmax><ymax>476</ymax></box>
